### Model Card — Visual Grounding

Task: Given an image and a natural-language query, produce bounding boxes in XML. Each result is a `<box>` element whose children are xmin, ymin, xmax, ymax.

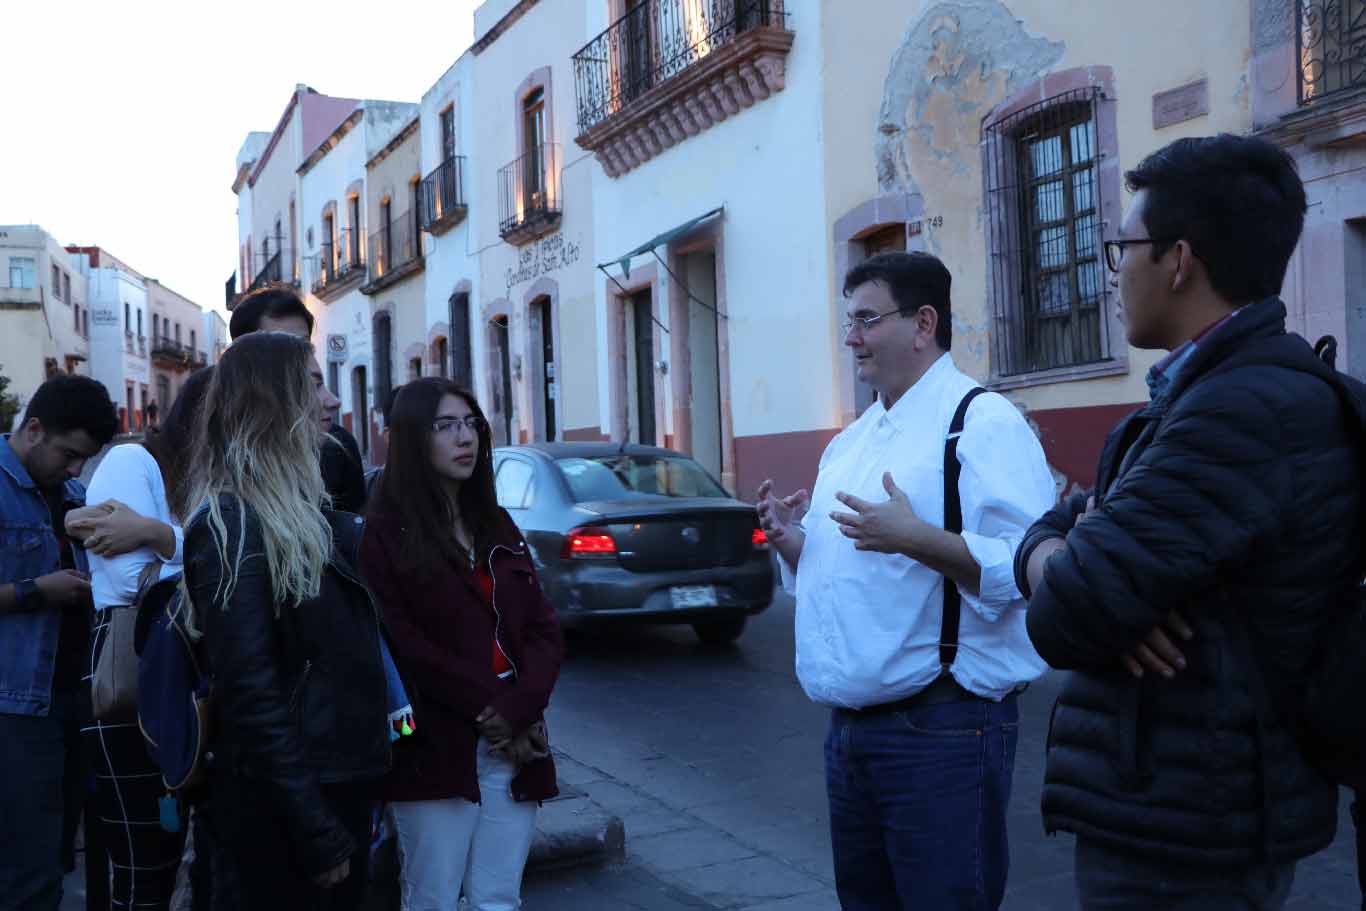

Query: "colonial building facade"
<box><xmin>230</xmin><ymin>1</ymin><xmax>1348</xmax><ymax>499</ymax></box>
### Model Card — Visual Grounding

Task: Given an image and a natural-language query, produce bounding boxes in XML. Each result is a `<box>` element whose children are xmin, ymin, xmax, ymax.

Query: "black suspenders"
<box><xmin>939</xmin><ymin>387</ymin><xmax>987</xmax><ymax>672</ymax></box>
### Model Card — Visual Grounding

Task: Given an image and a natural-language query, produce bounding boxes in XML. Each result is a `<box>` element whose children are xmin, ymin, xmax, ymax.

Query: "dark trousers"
<box><xmin>0</xmin><ymin>689</ymin><xmax>87</xmax><ymax>911</ymax></box>
<box><xmin>201</xmin><ymin>773</ymin><xmax>373</xmax><ymax>911</ymax></box>
<box><xmin>83</xmin><ymin>610</ymin><xmax>187</xmax><ymax>910</ymax></box>
<box><xmin>1075</xmin><ymin>838</ymin><xmax>1296</xmax><ymax>910</ymax></box>
<box><xmin>81</xmin><ymin>713</ymin><xmax>186</xmax><ymax>909</ymax></box>
<box><xmin>825</xmin><ymin>695</ymin><xmax>1019</xmax><ymax>911</ymax></box>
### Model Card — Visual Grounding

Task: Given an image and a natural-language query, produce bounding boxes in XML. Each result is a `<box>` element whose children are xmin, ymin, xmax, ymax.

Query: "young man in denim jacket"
<box><xmin>0</xmin><ymin>375</ymin><xmax>117</xmax><ymax>910</ymax></box>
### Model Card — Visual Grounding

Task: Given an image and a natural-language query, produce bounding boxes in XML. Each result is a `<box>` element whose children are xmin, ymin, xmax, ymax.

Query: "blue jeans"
<box><xmin>0</xmin><ymin>688</ymin><xmax>86</xmax><ymax>911</ymax></box>
<box><xmin>825</xmin><ymin>695</ymin><xmax>1019</xmax><ymax>911</ymax></box>
<box><xmin>1075</xmin><ymin>838</ymin><xmax>1296</xmax><ymax>910</ymax></box>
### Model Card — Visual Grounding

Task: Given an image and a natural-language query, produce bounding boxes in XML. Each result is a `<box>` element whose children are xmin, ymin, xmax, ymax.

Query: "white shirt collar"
<box><xmin>867</xmin><ymin>352</ymin><xmax>955</xmax><ymax>433</ymax></box>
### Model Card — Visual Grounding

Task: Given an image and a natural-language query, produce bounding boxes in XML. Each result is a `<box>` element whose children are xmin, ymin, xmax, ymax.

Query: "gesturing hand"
<box><xmin>755</xmin><ymin>479</ymin><xmax>809</xmax><ymax>543</ymax></box>
<box><xmin>1121</xmin><ymin>610</ymin><xmax>1195</xmax><ymax>679</ymax></box>
<box><xmin>830</xmin><ymin>473</ymin><xmax>927</xmax><ymax>555</ymax></box>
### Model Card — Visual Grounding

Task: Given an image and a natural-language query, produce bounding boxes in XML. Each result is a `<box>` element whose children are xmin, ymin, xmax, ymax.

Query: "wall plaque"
<box><xmin>1153</xmin><ymin>79</ymin><xmax>1209</xmax><ymax>130</ymax></box>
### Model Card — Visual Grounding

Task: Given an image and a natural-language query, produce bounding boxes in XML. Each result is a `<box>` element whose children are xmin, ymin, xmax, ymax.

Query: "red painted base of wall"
<box><xmin>563</xmin><ymin>426</ymin><xmax>612</xmax><ymax>442</ymax></box>
<box><xmin>1028</xmin><ymin>402</ymin><xmax>1143</xmax><ymax>492</ymax></box>
<box><xmin>733</xmin><ymin>427</ymin><xmax>840</xmax><ymax>503</ymax></box>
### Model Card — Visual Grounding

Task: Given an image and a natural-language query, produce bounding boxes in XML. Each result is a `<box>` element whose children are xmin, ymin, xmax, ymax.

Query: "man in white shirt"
<box><xmin>758</xmin><ymin>252</ymin><xmax>1055</xmax><ymax>910</ymax></box>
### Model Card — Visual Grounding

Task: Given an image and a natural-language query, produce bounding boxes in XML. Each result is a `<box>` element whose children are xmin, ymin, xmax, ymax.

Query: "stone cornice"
<box><xmin>1258</xmin><ymin>90</ymin><xmax>1366</xmax><ymax>149</ymax></box>
<box><xmin>574</xmin><ymin>26</ymin><xmax>794</xmax><ymax>178</ymax></box>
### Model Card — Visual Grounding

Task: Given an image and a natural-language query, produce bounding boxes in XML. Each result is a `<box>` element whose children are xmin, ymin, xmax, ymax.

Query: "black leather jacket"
<box><xmin>185</xmin><ymin>496</ymin><xmax>391</xmax><ymax>876</ymax></box>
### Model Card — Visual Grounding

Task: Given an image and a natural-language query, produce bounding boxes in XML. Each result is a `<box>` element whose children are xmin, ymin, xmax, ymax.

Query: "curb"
<box><xmin>527</xmin><ymin>794</ymin><xmax>626</xmax><ymax>871</ymax></box>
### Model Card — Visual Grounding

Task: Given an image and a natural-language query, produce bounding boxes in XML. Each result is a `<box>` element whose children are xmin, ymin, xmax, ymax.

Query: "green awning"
<box><xmin>601</xmin><ymin>207</ymin><xmax>723</xmax><ymax>280</ymax></box>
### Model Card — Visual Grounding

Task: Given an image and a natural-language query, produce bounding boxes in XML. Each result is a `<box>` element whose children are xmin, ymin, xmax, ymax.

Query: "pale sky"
<box><xmin>1</xmin><ymin>0</ymin><xmax>477</xmax><ymax>318</ymax></box>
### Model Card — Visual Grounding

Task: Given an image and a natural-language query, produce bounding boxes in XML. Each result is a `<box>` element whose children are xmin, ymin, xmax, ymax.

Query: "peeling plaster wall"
<box><xmin>823</xmin><ymin>0</ymin><xmax>1255</xmax><ymax>413</ymax></box>
<box><xmin>873</xmin><ymin>2</ymin><xmax>1063</xmax><ymax>380</ymax></box>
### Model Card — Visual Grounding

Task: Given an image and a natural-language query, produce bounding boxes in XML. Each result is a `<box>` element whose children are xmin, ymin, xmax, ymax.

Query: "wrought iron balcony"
<box><xmin>152</xmin><ymin>336</ymin><xmax>195</xmax><ymax>370</ymax></box>
<box><xmin>248</xmin><ymin>251</ymin><xmax>283</xmax><ymax>293</ymax></box>
<box><xmin>498</xmin><ymin>143</ymin><xmax>562</xmax><ymax>245</ymax></box>
<box><xmin>419</xmin><ymin>156</ymin><xmax>468</xmax><ymax>235</ymax></box>
<box><xmin>362</xmin><ymin>210</ymin><xmax>424</xmax><ymax>295</ymax></box>
<box><xmin>312</xmin><ymin>229</ymin><xmax>365</xmax><ymax>299</ymax></box>
<box><xmin>571</xmin><ymin>0</ymin><xmax>792</xmax><ymax>176</ymax></box>
<box><xmin>1298</xmin><ymin>0</ymin><xmax>1366</xmax><ymax>104</ymax></box>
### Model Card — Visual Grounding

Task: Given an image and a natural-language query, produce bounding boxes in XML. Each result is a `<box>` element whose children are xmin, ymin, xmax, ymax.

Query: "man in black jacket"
<box><xmin>230</xmin><ymin>286</ymin><xmax>368</xmax><ymax>512</ymax></box>
<box><xmin>1016</xmin><ymin>134</ymin><xmax>1360</xmax><ymax>909</ymax></box>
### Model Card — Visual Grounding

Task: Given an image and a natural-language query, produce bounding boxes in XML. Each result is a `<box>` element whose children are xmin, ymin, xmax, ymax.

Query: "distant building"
<box><xmin>69</xmin><ymin>245</ymin><xmax>152</xmax><ymax>433</ymax></box>
<box><xmin>203</xmin><ymin>308</ymin><xmax>228</xmax><ymax>365</ymax></box>
<box><xmin>146</xmin><ymin>278</ymin><xmax>206</xmax><ymax>413</ymax></box>
<box><xmin>0</xmin><ymin>225</ymin><xmax>90</xmax><ymax>415</ymax></box>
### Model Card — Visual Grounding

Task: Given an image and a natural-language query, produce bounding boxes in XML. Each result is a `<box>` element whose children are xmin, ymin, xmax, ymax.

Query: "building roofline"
<box><xmin>366</xmin><ymin>114</ymin><xmax>422</xmax><ymax>169</ymax></box>
<box><xmin>298</xmin><ymin>107</ymin><xmax>366</xmax><ymax>176</ymax></box>
<box><xmin>248</xmin><ymin>89</ymin><xmax>306</xmax><ymax>189</ymax></box>
<box><xmin>472</xmin><ymin>0</ymin><xmax>539</xmax><ymax>55</ymax></box>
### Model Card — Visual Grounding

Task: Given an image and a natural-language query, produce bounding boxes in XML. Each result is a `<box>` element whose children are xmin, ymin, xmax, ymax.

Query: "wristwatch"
<box><xmin>14</xmin><ymin>579</ymin><xmax>44</xmax><ymax>612</ymax></box>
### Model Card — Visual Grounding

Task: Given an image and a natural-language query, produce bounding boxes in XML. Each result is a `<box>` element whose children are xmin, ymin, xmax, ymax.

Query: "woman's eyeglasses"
<box><xmin>432</xmin><ymin>416</ymin><xmax>488</xmax><ymax>436</ymax></box>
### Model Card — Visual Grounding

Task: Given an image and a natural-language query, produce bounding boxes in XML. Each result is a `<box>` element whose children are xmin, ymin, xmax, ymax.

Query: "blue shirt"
<box><xmin>0</xmin><ymin>436</ymin><xmax>88</xmax><ymax>717</ymax></box>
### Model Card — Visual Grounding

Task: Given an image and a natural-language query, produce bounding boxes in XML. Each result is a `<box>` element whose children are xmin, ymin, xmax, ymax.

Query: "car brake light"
<box><xmin>752</xmin><ymin>527</ymin><xmax>769</xmax><ymax>549</ymax></box>
<box><xmin>563</xmin><ymin>527</ymin><xmax>617</xmax><ymax>559</ymax></box>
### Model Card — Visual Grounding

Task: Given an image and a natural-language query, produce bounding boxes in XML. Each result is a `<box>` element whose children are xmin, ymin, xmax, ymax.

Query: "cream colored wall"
<box><xmin>821</xmin><ymin>0</ymin><xmax>1253</xmax><ymax>413</ymax></box>
<box><xmin>367</xmin><ymin>126</ymin><xmax>427</xmax><ymax>379</ymax></box>
<box><xmin>0</xmin><ymin>310</ymin><xmax>52</xmax><ymax>408</ymax></box>
<box><xmin>469</xmin><ymin>0</ymin><xmax>598</xmax><ymax>440</ymax></box>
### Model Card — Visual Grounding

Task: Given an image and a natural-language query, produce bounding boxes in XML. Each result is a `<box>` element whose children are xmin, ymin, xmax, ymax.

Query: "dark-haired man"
<box><xmin>758</xmin><ymin>252</ymin><xmax>1055</xmax><ymax>909</ymax></box>
<box><xmin>1016</xmin><ymin>134</ymin><xmax>1358</xmax><ymax>908</ymax></box>
<box><xmin>0</xmin><ymin>375</ymin><xmax>118</xmax><ymax>910</ymax></box>
<box><xmin>230</xmin><ymin>285</ymin><xmax>366</xmax><ymax>512</ymax></box>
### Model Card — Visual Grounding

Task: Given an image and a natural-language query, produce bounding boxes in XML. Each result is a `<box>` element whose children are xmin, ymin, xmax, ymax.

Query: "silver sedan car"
<box><xmin>492</xmin><ymin>442</ymin><xmax>775</xmax><ymax>644</ymax></box>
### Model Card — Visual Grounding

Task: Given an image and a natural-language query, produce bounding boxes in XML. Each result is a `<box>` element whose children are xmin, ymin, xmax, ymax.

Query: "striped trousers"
<box><xmin>82</xmin><ymin>608</ymin><xmax>187</xmax><ymax>910</ymax></box>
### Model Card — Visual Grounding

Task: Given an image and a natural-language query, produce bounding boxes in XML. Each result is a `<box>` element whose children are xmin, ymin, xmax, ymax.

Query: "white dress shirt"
<box><xmin>85</xmin><ymin>443</ymin><xmax>183</xmax><ymax>611</ymax></box>
<box><xmin>785</xmin><ymin>353</ymin><xmax>1054</xmax><ymax>707</ymax></box>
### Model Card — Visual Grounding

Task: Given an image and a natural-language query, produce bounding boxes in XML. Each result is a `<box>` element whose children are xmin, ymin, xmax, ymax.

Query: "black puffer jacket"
<box><xmin>1017</xmin><ymin>298</ymin><xmax>1360</xmax><ymax>867</ymax></box>
<box><xmin>185</xmin><ymin>496</ymin><xmax>391</xmax><ymax>877</ymax></box>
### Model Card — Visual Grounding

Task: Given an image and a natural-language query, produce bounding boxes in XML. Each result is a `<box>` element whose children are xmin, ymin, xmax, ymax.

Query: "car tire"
<box><xmin>692</xmin><ymin>617</ymin><xmax>746</xmax><ymax>645</ymax></box>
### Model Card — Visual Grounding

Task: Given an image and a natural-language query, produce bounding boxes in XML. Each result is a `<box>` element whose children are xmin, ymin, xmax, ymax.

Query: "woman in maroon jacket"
<box><xmin>361</xmin><ymin>378</ymin><xmax>562</xmax><ymax>911</ymax></box>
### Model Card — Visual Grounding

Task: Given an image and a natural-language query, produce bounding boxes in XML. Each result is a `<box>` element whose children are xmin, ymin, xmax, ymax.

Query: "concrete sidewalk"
<box><xmin>62</xmin><ymin>748</ymin><xmax>627</xmax><ymax>910</ymax></box>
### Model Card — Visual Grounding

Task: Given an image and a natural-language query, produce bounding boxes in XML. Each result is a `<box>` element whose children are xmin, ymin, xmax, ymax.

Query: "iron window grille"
<box><xmin>982</xmin><ymin>87</ymin><xmax>1111</xmax><ymax>378</ymax></box>
<box><xmin>1298</xmin><ymin>0</ymin><xmax>1366</xmax><ymax>104</ymax></box>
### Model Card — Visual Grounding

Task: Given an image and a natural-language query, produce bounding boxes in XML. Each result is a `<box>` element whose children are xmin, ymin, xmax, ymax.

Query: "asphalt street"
<box><xmin>523</xmin><ymin>588</ymin><xmax>1363</xmax><ymax>910</ymax></box>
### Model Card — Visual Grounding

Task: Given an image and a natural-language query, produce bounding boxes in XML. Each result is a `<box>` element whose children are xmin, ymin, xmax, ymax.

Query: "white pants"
<box><xmin>390</xmin><ymin>741</ymin><xmax>539</xmax><ymax>911</ymax></box>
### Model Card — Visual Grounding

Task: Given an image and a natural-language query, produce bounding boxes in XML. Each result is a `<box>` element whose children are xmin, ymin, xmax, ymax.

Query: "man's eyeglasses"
<box><xmin>433</xmin><ymin>416</ymin><xmax>487</xmax><ymax>436</ymax></box>
<box><xmin>1103</xmin><ymin>238</ymin><xmax>1176</xmax><ymax>273</ymax></box>
<box><xmin>842</xmin><ymin>307</ymin><xmax>904</xmax><ymax>335</ymax></box>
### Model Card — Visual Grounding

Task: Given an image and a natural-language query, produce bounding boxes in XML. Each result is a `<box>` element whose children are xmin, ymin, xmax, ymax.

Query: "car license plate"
<box><xmin>670</xmin><ymin>585</ymin><xmax>717</xmax><ymax>609</ymax></box>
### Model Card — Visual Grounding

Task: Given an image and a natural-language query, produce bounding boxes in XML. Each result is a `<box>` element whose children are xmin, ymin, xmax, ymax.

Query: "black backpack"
<box><xmin>1200</xmin><ymin>334</ymin><xmax>1365</xmax><ymax>906</ymax></box>
<box><xmin>1289</xmin><ymin>337</ymin><xmax>1366</xmax><ymax>907</ymax></box>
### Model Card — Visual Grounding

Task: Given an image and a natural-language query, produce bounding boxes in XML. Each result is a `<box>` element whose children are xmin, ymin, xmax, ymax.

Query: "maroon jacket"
<box><xmin>360</xmin><ymin>507</ymin><xmax>562</xmax><ymax>804</ymax></box>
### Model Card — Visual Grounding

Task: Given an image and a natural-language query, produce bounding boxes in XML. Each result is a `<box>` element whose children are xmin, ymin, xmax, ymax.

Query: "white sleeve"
<box><xmin>85</xmin><ymin>445</ymin><xmax>175</xmax><ymax>608</ymax></box>
<box><xmin>954</xmin><ymin>409</ymin><xmax>1057</xmax><ymax>623</ymax></box>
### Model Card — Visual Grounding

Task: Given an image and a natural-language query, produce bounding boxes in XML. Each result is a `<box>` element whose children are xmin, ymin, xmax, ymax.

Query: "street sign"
<box><xmin>326</xmin><ymin>334</ymin><xmax>348</xmax><ymax>364</ymax></box>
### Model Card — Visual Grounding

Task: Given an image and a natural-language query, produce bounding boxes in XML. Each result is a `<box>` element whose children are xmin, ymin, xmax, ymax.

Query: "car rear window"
<box><xmin>555</xmin><ymin>455</ymin><xmax>727</xmax><ymax>501</ymax></box>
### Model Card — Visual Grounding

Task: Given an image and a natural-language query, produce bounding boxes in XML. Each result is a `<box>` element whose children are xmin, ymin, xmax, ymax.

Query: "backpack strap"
<box><xmin>940</xmin><ymin>387</ymin><xmax>987</xmax><ymax>671</ymax></box>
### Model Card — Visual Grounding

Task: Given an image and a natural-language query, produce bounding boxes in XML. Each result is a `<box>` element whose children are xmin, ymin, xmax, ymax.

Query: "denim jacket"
<box><xmin>0</xmin><ymin>436</ymin><xmax>88</xmax><ymax>717</ymax></box>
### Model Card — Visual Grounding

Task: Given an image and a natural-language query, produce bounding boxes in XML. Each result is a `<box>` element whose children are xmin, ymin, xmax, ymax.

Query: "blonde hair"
<box><xmin>181</xmin><ymin>332</ymin><xmax>331</xmax><ymax>613</ymax></box>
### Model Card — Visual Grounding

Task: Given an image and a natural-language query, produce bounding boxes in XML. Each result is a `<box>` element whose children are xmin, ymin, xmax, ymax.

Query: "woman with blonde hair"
<box><xmin>180</xmin><ymin>332</ymin><xmax>390</xmax><ymax>910</ymax></box>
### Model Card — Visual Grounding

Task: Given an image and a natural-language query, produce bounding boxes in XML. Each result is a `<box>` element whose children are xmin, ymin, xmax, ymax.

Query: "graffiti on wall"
<box><xmin>505</xmin><ymin>232</ymin><xmax>582</xmax><ymax>292</ymax></box>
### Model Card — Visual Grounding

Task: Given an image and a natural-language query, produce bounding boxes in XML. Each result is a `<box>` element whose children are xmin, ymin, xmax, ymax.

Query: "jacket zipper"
<box><xmin>487</xmin><ymin>544</ymin><xmax>521</xmax><ymax>680</ymax></box>
<box><xmin>289</xmin><ymin>660</ymin><xmax>313</xmax><ymax>716</ymax></box>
